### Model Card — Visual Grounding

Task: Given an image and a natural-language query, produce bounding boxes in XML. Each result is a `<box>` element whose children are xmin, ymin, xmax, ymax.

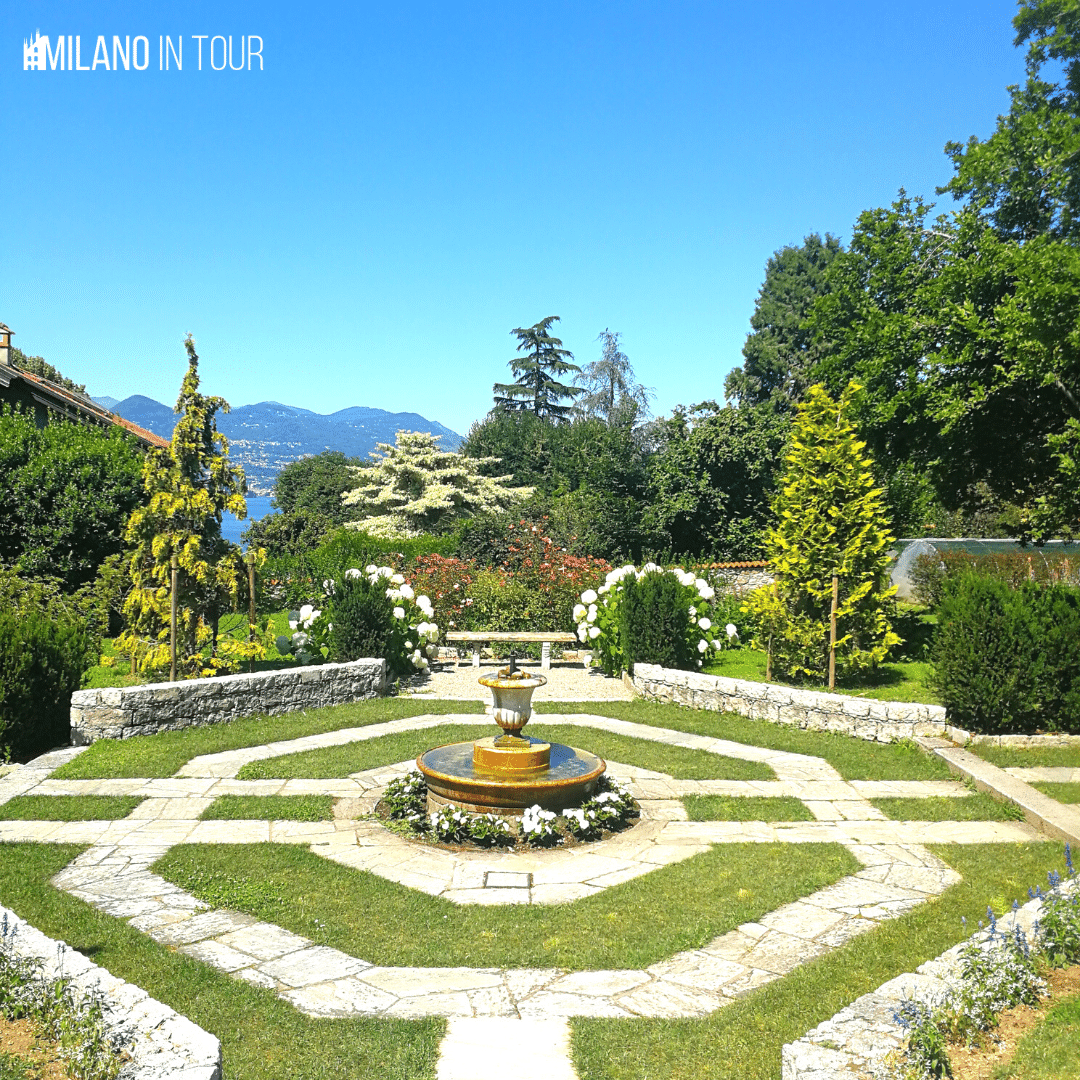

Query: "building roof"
<box><xmin>0</xmin><ymin>365</ymin><xmax>169</xmax><ymax>450</ymax></box>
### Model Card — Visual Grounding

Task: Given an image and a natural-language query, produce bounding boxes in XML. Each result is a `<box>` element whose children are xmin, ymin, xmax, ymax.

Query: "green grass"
<box><xmin>1031</xmin><ymin>782</ymin><xmax>1080</xmax><ymax>805</ymax></box>
<box><xmin>569</xmin><ymin>842</ymin><xmax>1073</xmax><ymax>1080</ymax></box>
<box><xmin>681</xmin><ymin>795</ymin><xmax>813</xmax><ymax>822</ymax></box>
<box><xmin>199</xmin><ymin>795</ymin><xmax>334</xmax><ymax>821</ymax></box>
<box><xmin>536</xmin><ymin>701</ymin><xmax>954</xmax><ymax>781</ymax></box>
<box><xmin>993</xmin><ymin>991</ymin><xmax>1080</xmax><ymax>1079</ymax></box>
<box><xmin>0</xmin><ymin>795</ymin><xmax>145</xmax><ymax>820</ymax></box>
<box><xmin>153</xmin><ymin>841</ymin><xmax>857</xmax><ymax>971</ymax></box>
<box><xmin>970</xmin><ymin>744</ymin><xmax>1080</xmax><ymax>769</ymax></box>
<box><xmin>236</xmin><ymin>722</ymin><xmax>774</xmax><ymax>781</ymax></box>
<box><xmin>871</xmin><ymin>793</ymin><xmax>1026</xmax><ymax>821</ymax></box>
<box><xmin>0</xmin><ymin>1051</ymin><xmax>36</xmax><ymax>1079</ymax></box>
<box><xmin>53</xmin><ymin>699</ymin><xmax>485</xmax><ymax>780</ymax></box>
<box><xmin>700</xmin><ymin>648</ymin><xmax>941</xmax><ymax>705</ymax></box>
<box><xmin>0</xmin><ymin>844</ymin><xmax>442</xmax><ymax>1080</ymax></box>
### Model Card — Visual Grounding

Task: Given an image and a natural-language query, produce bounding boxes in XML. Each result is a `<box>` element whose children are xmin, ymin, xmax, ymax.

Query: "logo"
<box><xmin>23</xmin><ymin>30</ymin><xmax>263</xmax><ymax>72</ymax></box>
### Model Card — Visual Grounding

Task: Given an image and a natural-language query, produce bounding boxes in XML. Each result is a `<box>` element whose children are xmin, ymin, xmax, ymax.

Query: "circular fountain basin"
<box><xmin>417</xmin><ymin>738</ymin><xmax>606</xmax><ymax>816</ymax></box>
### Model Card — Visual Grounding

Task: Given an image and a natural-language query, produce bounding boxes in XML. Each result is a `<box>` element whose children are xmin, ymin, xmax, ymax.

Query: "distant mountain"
<box><xmin>108</xmin><ymin>396</ymin><xmax>464</xmax><ymax>495</ymax></box>
<box><xmin>91</xmin><ymin>395</ymin><xmax>120</xmax><ymax>411</ymax></box>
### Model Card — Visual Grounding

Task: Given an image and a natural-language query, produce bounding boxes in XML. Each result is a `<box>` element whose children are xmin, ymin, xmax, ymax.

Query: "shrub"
<box><xmin>0</xmin><ymin>607</ymin><xmax>91</xmax><ymax>759</ymax></box>
<box><xmin>932</xmin><ymin>573</ymin><xmax>1080</xmax><ymax>733</ymax></box>
<box><xmin>326</xmin><ymin>574</ymin><xmax>398</xmax><ymax>664</ymax></box>
<box><xmin>619</xmin><ymin>571</ymin><xmax>697</xmax><ymax>671</ymax></box>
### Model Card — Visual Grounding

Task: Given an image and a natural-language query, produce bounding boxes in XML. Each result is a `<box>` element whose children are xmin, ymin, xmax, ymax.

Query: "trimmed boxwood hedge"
<box><xmin>932</xmin><ymin>573</ymin><xmax>1080</xmax><ymax>733</ymax></box>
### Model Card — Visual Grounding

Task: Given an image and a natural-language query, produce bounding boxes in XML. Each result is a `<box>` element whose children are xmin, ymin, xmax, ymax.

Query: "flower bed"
<box><xmin>376</xmin><ymin>770</ymin><xmax>638</xmax><ymax>849</ymax></box>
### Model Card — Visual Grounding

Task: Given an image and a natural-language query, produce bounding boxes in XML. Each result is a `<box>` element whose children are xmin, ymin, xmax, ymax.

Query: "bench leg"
<box><xmin>541</xmin><ymin>642</ymin><xmax>551</xmax><ymax>670</ymax></box>
<box><xmin>472</xmin><ymin>649</ymin><xmax>481</xmax><ymax>668</ymax></box>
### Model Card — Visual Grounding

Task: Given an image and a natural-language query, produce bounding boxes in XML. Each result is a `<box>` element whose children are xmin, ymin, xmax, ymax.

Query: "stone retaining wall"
<box><xmin>629</xmin><ymin>664</ymin><xmax>948</xmax><ymax>743</ymax></box>
<box><xmin>781</xmin><ymin>879</ymin><xmax>1077</xmax><ymax>1079</ymax></box>
<box><xmin>1</xmin><ymin>904</ymin><xmax>221</xmax><ymax>1079</ymax></box>
<box><xmin>706</xmin><ymin>567</ymin><xmax>774</xmax><ymax>594</ymax></box>
<box><xmin>70</xmin><ymin>659</ymin><xmax>388</xmax><ymax>743</ymax></box>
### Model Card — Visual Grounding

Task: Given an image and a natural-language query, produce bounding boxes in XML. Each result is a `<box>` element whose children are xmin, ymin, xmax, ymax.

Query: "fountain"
<box><xmin>417</xmin><ymin>656</ymin><xmax>606</xmax><ymax>815</ymax></box>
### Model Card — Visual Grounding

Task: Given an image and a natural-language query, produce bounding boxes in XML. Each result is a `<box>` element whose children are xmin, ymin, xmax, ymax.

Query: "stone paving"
<box><xmin>0</xmin><ymin>714</ymin><xmax>1051</xmax><ymax>1080</ymax></box>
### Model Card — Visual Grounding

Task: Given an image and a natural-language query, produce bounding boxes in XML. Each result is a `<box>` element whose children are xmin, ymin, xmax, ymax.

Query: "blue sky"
<box><xmin>1</xmin><ymin>0</ymin><xmax>1026</xmax><ymax>437</ymax></box>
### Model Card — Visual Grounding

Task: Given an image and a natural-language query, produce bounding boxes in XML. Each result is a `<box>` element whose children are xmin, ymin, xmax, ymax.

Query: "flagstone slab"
<box><xmin>216</xmin><ymin>923</ymin><xmax>310</xmax><ymax>961</ymax></box>
<box><xmin>259</xmin><ymin>945</ymin><xmax>370</xmax><ymax>987</ymax></box>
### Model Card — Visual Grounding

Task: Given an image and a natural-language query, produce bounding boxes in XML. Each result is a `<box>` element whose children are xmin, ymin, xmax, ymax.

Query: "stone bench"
<box><xmin>445</xmin><ymin>631</ymin><xmax>580</xmax><ymax>670</ymax></box>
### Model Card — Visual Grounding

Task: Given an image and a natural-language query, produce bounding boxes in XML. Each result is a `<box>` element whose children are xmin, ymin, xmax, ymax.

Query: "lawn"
<box><xmin>1032</xmin><ymin>782</ymin><xmax>1080</xmax><ymax>805</ymax></box>
<box><xmin>681</xmin><ymin>795</ymin><xmax>813</xmax><ymax>822</ymax></box>
<box><xmin>536</xmin><ymin>701</ymin><xmax>954</xmax><ymax>781</ymax></box>
<box><xmin>701</xmin><ymin>648</ymin><xmax>940</xmax><ymax>706</ymax></box>
<box><xmin>199</xmin><ymin>795</ymin><xmax>334</xmax><ymax>821</ymax></box>
<box><xmin>153</xmin><ymin>841</ymin><xmax>857</xmax><ymax>971</ymax></box>
<box><xmin>870</xmin><ymin>793</ymin><xmax>1025</xmax><ymax>821</ymax></box>
<box><xmin>998</xmin><ymin>990</ymin><xmax>1080</xmax><ymax>1079</ymax></box>
<box><xmin>0</xmin><ymin>795</ymin><xmax>145</xmax><ymax>820</ymax></box>
<box><xmin>970</xmin><ymin>744</ymin><xmax>1080</xmax><ymax>769</ymax></box>
<box><xmin>0</xmin><ymin>844</ymin><xmax>442</xmax><ymax>1080</ymax></box>
<box><xmin>570</xmin><ymin>843</ymin><xmax>1073</xmax><ymax>1080</ymax></box>
<box><xmin>53</xmin><ymin>698</ymin><xmax>485</xmax><ymax>779</ymax></box>
<box><xmin>235</xmin><ymin>722</ymin><xmax>775</xmax><ymax>781</ymax></box>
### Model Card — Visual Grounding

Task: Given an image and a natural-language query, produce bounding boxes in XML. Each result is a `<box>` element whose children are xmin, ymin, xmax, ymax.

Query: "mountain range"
<box><xmin>96</xmin><ymin>396</ymin><xmax>464</xmax><ymax>495</ymax></box>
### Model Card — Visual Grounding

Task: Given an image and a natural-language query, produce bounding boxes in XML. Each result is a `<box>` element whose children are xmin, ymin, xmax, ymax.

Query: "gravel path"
<box><xmin>404</xmin><ymin>661</ymin><xmax>635</xmax><ymax>702</ymax></box>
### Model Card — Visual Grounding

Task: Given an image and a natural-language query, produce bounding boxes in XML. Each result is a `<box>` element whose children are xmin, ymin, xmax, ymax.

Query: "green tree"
<box><xmin>574</xmin><ymin>329</ymin><xmax>653</xmax><ymax>424</ymax></box>
<box><xmin>118</xmin><ymin>335</ymin><xmax>261</xmax><ymax>677</ymax></box>
<box><xmin>493</xmin><ymin>316</ymin><xmax>584</xmax><ymax>421</ymax></box>
<box><xmin>0</xmin><ymin>406</ymin><xmax>143</xmax><ymax>589</ymax></box>
<box><xmin>644</xmin><ymin>402</ymin><xmax>790</xmax><ymax>559</ymax></box>
<box><xmin>342</xmin><ymin>430</ymin><xmax>531</xmax><ymax>538</ymax></box>
<box><xmin>724</xmin><ymin>234</ymin><xmax>842</xmax><ymax>410</ymax></box>
<box><xmin>746</xmin><ymin>383</ymin><xmax>899</xmax><ymax>682</ymax></box>
<box><xmin>272</xmin><ymin>450</ymin><xmax>362</xmax><ymax>521</ymax></box>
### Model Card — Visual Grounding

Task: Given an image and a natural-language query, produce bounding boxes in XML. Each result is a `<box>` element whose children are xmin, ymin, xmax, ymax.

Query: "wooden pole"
<box><xmin>828</xmin><ymin>574</ymin><xmax>839</xmax><ymax>691</ymax></box>
<box><xmin>246</xmin><ymin>552</ymin><xmax>256</xmax><ymax>640</ymax></box>
<box><xmin>765</xmin><ymin>636</ymin><xmax>772</xmax><ymax>682</ymax></box>
<box><xmin>170</xmin><ymin>554</ymin><xmax>178</xmax><ymax>683</ymax></box>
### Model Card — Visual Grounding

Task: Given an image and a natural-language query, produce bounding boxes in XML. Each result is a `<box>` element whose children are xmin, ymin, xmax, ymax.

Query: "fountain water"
<box><xmin>416</xmin><ymin>656</ymin><xmax>606</xmax><ymax>815</ymax></box>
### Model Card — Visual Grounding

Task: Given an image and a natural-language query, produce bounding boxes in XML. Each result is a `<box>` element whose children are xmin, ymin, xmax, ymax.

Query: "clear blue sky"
<box><xmin>1</xmin><ymin>0</ymin><xmax>1026</xmax><ymax>437</ymax></box>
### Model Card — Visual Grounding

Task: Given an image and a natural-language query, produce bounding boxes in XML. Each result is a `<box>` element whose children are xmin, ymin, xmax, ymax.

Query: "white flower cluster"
<box><xmin>277</xmin><ymin>603</ymin><xmax>326</xmax><ymax>663</ymax></box>
<box><xmin>562</xmin><ymin>805</ymin><xmax>601</xmax><ymax>839</ymax></box>
<box><xmin>363</xmin><ymin>564</ymin><xmax>438</xmax><ymax>671</ymax></box>
<box><xmin>520</xmin><ymin>804</ymin><xmax>559</xmax><ymax>844</ymax></box>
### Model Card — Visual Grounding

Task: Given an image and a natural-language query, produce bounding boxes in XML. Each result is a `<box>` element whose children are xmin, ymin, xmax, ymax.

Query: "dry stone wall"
<box><xmin>1</xmin><ymin>903</ymin><xmax>221</xmax><ymax>1079</ymax></box>
<box><xmin>629</xmin><ymin>664</ymin><xmax>948</xmax><ymax>743</ymax></box>
<box><xmin>70</xmin><ymin>659</ymin><xmax>388</xmax><ymax>743</ymax></box>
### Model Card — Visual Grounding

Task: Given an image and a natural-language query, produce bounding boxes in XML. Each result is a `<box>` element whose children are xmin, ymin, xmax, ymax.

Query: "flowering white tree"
<box><xmin>342</xmin><ymin>430</ymin><xmax>531</xmax><ymax>538</ymax></box>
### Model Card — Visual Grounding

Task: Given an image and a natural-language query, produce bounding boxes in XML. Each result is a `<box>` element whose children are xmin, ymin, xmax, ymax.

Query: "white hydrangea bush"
<box><xmin>576</xmin><ymin>563</ymin><xmax>734</xmax><ymax>675</ymax></box>
<box><xmin>275</xmin><ymin>564</ymin><xmax>439</xmax><ymax>675</ymax></box>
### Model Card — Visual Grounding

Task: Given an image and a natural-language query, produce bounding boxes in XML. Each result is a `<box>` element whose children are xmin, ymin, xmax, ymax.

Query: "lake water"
<box><xmin>222</xmin><ymin>495</ymin><xmax>275</xmax><ymax>548</ymax></box>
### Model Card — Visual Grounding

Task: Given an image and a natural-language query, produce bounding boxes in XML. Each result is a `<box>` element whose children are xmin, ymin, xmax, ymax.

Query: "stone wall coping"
<box><xmin>782</xmin><ymin>877</ymin><xmax>1078</xmax><ymax>1079</ymax></box>
<box><xmin>1</xmin><ymin>903</ymin><xmax>221</xmax><ymax>1079</ymax></box>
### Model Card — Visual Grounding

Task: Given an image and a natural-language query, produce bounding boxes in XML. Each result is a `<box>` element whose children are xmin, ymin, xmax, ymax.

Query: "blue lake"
<box><xmin>222</xmin><ymin>495</ymin><xmax>275</xmax><ymax>548</ymax></box>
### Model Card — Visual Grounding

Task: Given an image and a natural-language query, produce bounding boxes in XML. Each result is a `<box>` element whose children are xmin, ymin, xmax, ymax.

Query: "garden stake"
<box><xmin>828</xmin><ymin>574</ymin><xmax>838</xmax><ymax>690</ymax></box>
<box><xmin>170</xmin><ymin>554</ymin><xmax>178</xmax><ymax>683</ymax></box>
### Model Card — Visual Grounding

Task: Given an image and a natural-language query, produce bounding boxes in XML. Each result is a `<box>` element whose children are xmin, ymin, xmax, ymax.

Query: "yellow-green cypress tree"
<box><xmin>747</xmin><ymin>382</ymin><xmax>899</xmax><ymax>682</ymax></box>
<box><xmin>118</xmin><ymin>335</ymin><xmax>264</xmax><ymax>677</ymax></box>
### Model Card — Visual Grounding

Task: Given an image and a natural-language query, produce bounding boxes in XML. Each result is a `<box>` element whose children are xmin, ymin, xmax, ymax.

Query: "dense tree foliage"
<box><xmin>724</xmin><ymin>234</ymin><xmax>842</xmax><ymax>411</ymax></box>
<box><xmin>10</xmin><ymin>346</ymin><xmax>87</xmax><ymax>396</ymax></box>
<box><xmin>0</xmin><ymin>406</ymin><xmax>144</xmax><ymax>589</ymax></box>
<box><xmin>273</xmin><ymin>450</ymin><xmax>362</xmax><ymax>520</ymax></box>
<box><xmin>492</xmin><ymin>316</ymin><xmax>584</xmax><ymax>421</ymax></box>
<box><xmin>644</xmin><ymin>402</ymin><xmax>789</xmax><ymax>559</ymax></box>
